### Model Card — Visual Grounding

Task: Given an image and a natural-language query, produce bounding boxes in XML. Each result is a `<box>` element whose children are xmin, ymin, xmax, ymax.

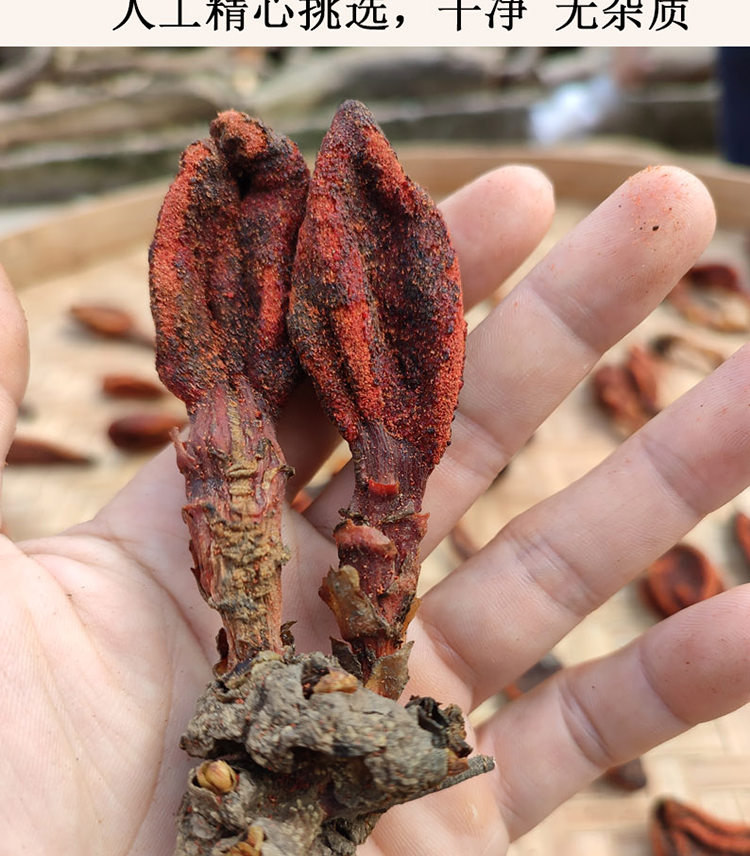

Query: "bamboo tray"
<box><xmin>1</xmin><ymin>143</ymin><xmax>749</xmax><ymax>856</ymax></box>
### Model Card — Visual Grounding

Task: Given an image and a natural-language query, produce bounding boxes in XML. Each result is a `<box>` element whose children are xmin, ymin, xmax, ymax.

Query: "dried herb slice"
<box><xmin>651</xmin><ymin>798</ymin><xmax>750</xmax><ymax>855</ymax></box>
<box><xmin>289</xmin><ymin>99</ymin><xmax>466</xmax><ymax>693</ymax></box>
<box><xmin>641</xmin><ymin>543</ymin><xmax>724</xmax><ymax>618</ymax></box>
<box><xmin>150</xmin><ymin>110</ymin><xmax>309</xmax><ymax>664</ymax></box>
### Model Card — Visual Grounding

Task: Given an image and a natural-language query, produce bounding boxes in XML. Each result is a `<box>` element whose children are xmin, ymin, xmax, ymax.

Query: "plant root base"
<box><xmin>175</xmin><ymin>650</ymin><xmax>493</xmax><ymax>856</ymax></box>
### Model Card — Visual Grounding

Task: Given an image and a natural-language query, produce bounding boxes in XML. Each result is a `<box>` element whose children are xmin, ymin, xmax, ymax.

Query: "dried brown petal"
<box><xmin>666</xmin><ymin>263</ymin><xmax>750</xmax><ymax>333</ymax></box>
<box><xmin>651</xmin><ymin>797</ymin><xmax>750</xmax><ymax>855</ymax></box>
<box><xmin>651</xmin><ymin>333</ymin><xmax>726</xmax><ymax>373</ymax></box>
<box><xmin>641</xmin><ymin>543</ymin><xmax>724</xmax><ymax>618</ymax></box>
<box><xmin>70</xmin><ymin>303</ymin><xmax>153</xmax><ymax>346</ymax></box>
<box><xmin>108</xmin><ymin>413</ymin><xmax>187</xmax><ymax>451</ymax></box>
<box><xmin>626</xmin><ymin>344</ymin><xmax>661</xmax><ymax>415</ymax></box>
<box><xmin>101</xmin><ymin>374</ymin><xmax>165</xmax><ymax>399</ymax></box>
<box><xmin>592</xmin><ymin>345</ymin><xmax>660</xmax><ymax>435</ymax></box>
<box><xmin>7</xmin><ymin>436</ymin><xmax>93</xmax><ymax>466</ymax></box>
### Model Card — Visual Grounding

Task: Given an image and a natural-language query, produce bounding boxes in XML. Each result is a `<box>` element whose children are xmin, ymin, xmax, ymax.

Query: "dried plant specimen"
<box><xmin>641</xmin><ymin>543</ymin><xmax>724</xmax><ymax>618</ymax></box>
<box><xmin>70</xmin><ymin>302</ymin><xmax>154</xmax><ymax>346</ymax></box>
<box><xmin>651</xmin><ymin>798</ymin><xmax>750</xmax><ymax>855</ymax></box>
<box><xmin>150</xmin><ymin>104</ymin><xmax>491</xmax><ymax>856</ymax></box>
<box><xmin>102</xmin><ymin>373</ymin><xmax>165</xmax><ymax>399</ymax></box>
<box><xmin>108</xmin><ymin>412</ymin><xmax>187</xmax><ymax>451</ymax></box>
<box><xmin>288</xmin><ymin>100</ymin><xmax>466</xmax><ymax>696</ymax></box>
<box><xmin>502</xmin><ymin>652</ymin><xmax>563</xmax><ymax>701</ymax></box>
<box><xmin>603</xmin><ymin>757</ymin><xmax>647</xmax><ymax>791</ymax></box>
<box><xmin>666</xmin><ymin>263</ymin><xmax>750</xmax><ymax>333</ymax></box>
<box><xmin>7</xmin><ymin>436</ymin><xmax>93</xmax><ymax>465</ymax></box>
<box><xmin>650</xmin><ymin>334</ymin><xmax>726</xmax><ymax>373</ymax></box>
<box><xmin>592</xmin><ymin>344</ymin><xmax>661</xmax><ymax>434</ymax></box>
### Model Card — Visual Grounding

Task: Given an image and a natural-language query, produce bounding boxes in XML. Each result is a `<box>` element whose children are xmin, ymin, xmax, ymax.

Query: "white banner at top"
<box><xmin>0</xmin><ymin>0</ymin><xmax>748</xmax><ymax>47</ymax></box>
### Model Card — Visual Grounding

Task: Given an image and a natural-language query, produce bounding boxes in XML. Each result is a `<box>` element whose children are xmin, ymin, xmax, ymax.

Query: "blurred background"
<box><xmin>0</xmin><ymin>45</ymin><xmax>746</xmax><ymax>214</ymax></box>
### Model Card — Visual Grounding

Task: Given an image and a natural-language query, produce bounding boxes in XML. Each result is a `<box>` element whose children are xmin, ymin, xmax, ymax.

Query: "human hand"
<box><xmin>2</xmin><ymin>163</ymin><xmax>749</xmax><ymax>856</ymax></box>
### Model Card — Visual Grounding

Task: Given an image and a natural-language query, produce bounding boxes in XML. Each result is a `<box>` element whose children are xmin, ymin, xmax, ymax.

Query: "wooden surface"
<box><xmin>1</xmin><ymin>142</ymin><xmax>749</xmax><ymax>855</ymax></box>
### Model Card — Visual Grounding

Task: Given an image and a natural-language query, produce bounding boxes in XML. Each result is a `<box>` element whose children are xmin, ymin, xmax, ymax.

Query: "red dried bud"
<box><xmin>289</xmin><ymin>101</ymin><xmax>466</xmax><ymax>691</ymax></box>
<box><xmin>150</xmin><ymin>110</ymin><xmax>309</xmax><ymax>414</ymax></box>
<box><xmin>289</xmin><ymin>99</ymin><xmax>465</xmax><ymax>486</ymax></box>
<box><xmin>150</xmin><ymin>111</ymin><xmax>310</xmax><ymax>664</ymax></box>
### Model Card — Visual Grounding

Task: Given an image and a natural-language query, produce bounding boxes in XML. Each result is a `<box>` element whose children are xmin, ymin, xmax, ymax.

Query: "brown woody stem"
<box><xmin>175</xmin><ymin>379</ymin><xmax>291</xmax><ymax>666</ymax></box>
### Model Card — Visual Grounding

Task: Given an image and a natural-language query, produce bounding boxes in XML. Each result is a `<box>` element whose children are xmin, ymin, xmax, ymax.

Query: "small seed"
<box><xmin>228</xmin><ymin>826</ymin><xmax>265</xmax><ymax>856</ymax></box>
<box><xmin>196</xmin><ymin>760</ymin><xmax>238</xmax><ymax>794</ymax></box>
<box><xmin>312</xmin><ymin>669</ymin><xmax>358</xmax><ymax>694</ymax></box>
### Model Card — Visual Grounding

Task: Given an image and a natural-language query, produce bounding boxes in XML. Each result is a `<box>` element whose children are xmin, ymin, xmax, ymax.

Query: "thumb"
<box><xmin>0</xmin><ymin>264</ymin><xmax>30</xmax><ymax>530</ymax></box>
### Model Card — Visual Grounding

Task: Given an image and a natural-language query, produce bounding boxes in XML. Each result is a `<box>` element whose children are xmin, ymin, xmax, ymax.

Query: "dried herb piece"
<box><xmin>151</xmin><ymin>106</ymin><xmax>491</xmax><ymax>856</ymax></box>
<box><xmin>503</xmin><ymin>652</ymin><xmax>564</xmax><ymax>700</ymax></box>
<box><xmin>666</xmin><ymin>263</ymin><xmax>750</xmax><ymax>333</ymax></box>
<box><xmin>70</xmin><ymin>303</ymin><xmax>154</xmax><ymax>346</ymax></box>
<box><xmin>102</xmin><ymin>374</ymin><xmax>165</xmax><ymax>399</ymax></box>
<box><xmin>592</xmin><ymin>345</ymin><xmax>661</xmax><ymax>434</ymax></box>
<box><xmin>641</xmin><ymin>543</ymin><xmax>724</xmax><ymax>618</ymax></box>
<box><xmin>108</xmin><ymin>413</ymin><xmax>187</xmax><ymax>451</ymax></box>
<box><xmin>289</xmin><ymin>100</ymin><xmax>466</xmax><ymax>695</ymax></box>
<box><xmin>150</xmin><ymin>108</ymin><xmax>308</xmax><ymax>663</ymax></box>
<box><xmin>603</xmin><ymin>757</ymin><xmax>647</xmax><ymax>791</ymax></box>
<box><xmin>733</xmin><ymin>511</ymin><xmax>750</xmax><ymax>573</ymax></box>
<box><xmin>503</xmin><ymin>653</ymin><xmax>646</xmax><ymax>791</ymax></box>
<box><xmin>651</xmin><ymin>334</ymin><xmax>725</xmax><ymax>373</ymax></box>
<box><xmin>651</xmin><ymin>798</ymin><xmax>750</xmax><ymax>855</ymax></box>
<box><xmin>7</xmin><ymin>436</ymin><xmax>93</xmax><ymax>466</ymax></box>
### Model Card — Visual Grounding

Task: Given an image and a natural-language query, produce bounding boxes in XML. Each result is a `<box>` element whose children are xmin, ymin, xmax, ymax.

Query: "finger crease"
<box><xmin>417</xmin><ymin>610</ymin><xmax>482</xmax><ymax>696</ymax></box>
<box><xmin>633</xmin><ymin>429</ymin><xmax>713</xmax><ymax>523</ymax></box>
<box><xmin>525</xmin><ymin>270</ymin><xmax>604</xmax><ymax>361</ymax></box>
<box><xmin>635</xmin><ymin>637</ymin><xmax>695</xmax><ymax>731</ymax></box>
<box><xmin>449</xmin><ymin>406</ymin><xmax>514</xmax><ymax>486</ymax></box>
<box><xmin>504</xmin><ymin>523</ymin><xmax>603</xmax><ymax>621</ymax></box>
<box><xmin>557</xmin><ymin>670</ymin><xmax>620</xmax><ymax>773</ymax></box>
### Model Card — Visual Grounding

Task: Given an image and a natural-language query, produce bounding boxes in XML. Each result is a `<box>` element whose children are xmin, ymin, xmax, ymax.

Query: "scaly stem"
<box><xmin>175</xmin><ymin>379</ymin><xmax>291</xmax><ymax>666</ymax></box>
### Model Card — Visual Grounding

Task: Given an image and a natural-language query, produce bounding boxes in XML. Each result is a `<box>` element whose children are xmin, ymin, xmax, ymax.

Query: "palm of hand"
<box><xmin>2</xmin><ymin>164</ymin><xmax>750</xmax><ymax>856</ymax></box>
